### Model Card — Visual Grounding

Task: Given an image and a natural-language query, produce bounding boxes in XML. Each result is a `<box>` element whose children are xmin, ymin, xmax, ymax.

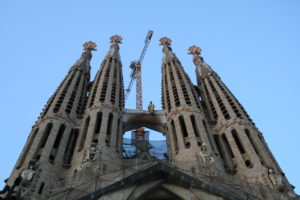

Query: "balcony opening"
<box><xmin>122</xmin><ymin>128</ymin><xmax>167</xmax><ymax>161</ymax></box>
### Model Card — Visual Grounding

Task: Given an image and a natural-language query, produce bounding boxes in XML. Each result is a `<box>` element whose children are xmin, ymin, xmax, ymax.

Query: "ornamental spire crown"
<box><xmin>72</xmin><ymin>41</ymin><xmax>97</xmax><ymax>73</ymax></box>
<box><xmin>82</xmin><ymin>41</ymin><xmax>97</xmax><ymax>60</ymax></box>
<box><xmin>188</xmin><ymin>45</ymin><xmax>203</xmax><ymax>65</ymax></box>
<box><xmin>159</xmin><ymin>37</ymin><xmax>176</xmax><ymax>63</ymax></box>
<box><xmin>106</xmin><ymin>35</ymin><xmax>122</xmax><ymax>58</ymax></box>
<box><xmin>188</xmin><ymin>45</ymin><xmax>214</xmax><ymax>77</ymax></box>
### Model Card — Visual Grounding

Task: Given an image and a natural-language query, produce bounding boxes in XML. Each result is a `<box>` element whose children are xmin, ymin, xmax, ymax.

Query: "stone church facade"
<box><xmin>1</xmin><ymin>35</ymin><xmax>298</xmax><ymax>200</ymax></box>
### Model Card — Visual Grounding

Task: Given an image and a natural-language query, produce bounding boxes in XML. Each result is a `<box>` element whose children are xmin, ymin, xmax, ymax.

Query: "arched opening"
<box><xmin>138</xmin><ymin>186</ymin><xmax>183</xmax><ymax>200</ymax></box>
<box><xmin>122</xmin><ymin>128</ymin><xmax>167</xmax><ymax>160</ymax></box>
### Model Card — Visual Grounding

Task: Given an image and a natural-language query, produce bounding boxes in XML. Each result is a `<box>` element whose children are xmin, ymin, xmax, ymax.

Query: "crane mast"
<box><xmin>125</xmin><ymin>30</ymin><xmax>153</xmax><ymax>107</ymax></box>
<box><xmin>125</xmin><ymin>30</ymin><xmax>153</xmax><ymax>146</ymax></box>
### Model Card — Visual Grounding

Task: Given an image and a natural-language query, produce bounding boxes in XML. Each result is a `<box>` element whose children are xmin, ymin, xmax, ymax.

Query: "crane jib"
<box><xmin>125</xmin><ymin>30</ymin><xmax>154</xmax><ymax>104</ymax></box>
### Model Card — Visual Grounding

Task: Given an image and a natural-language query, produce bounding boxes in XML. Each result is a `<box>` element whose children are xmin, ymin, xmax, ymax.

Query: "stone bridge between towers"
<box><xmin>122</xmin><ymin>109</ymin><xmax>166</xmax><ymax>133</ymax></box>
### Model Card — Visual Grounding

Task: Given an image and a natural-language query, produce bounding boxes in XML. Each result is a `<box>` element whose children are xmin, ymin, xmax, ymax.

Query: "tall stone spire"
<box><xmin>40</xmin><ymin>41</ymin><xmax>96</xmax><ymax>120</ymax></box>
<box><xmin>4</xmin><ymin>42</ymin><xmax>96</xmax><ymax>200</ymax></box>
<box><xmin>50</xmin><ymin>36</ymin><xmax>126</xmax><ymax>198</ymax></box>
<box><xmin>189</xmin><ymin>46</ymin><xmax>294</xmax><ymax>193</ymax></box>
<box><xmin>160</xmin><ymin>37</ymin><xmax>221</xmax><ymax>173</ymax></box>
<box><xmin>188</xmin><ymin>45</ymin><xmax>214</xmax><ymax>81</ymax></box>
<box><xmin>71</xmin><ymin>41</ymin><xmax>96</xmax><ymax>74</ymax></box>
<box><xmin>74</xmin><ymin>35</ymin><xmax>124</xmax><ymax>168</ymax></box>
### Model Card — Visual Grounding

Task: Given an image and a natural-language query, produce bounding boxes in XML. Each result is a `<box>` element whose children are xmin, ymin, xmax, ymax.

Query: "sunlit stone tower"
<box><xmin>188</xmin><ymin>45</ymin><xmax>297</xmax><ymax>197</ymax></box>
<box><xmin>1</xmin><ymin>36</ymin><xmax>298</xmax><ymax>200</ymax></box>
<box><xmin>160</xmin><ymin>37</ymin><xmax>221</xmax><ymax>172</ymax></box>
<box><xmin>77</xmin><ymin>35</ymin><xmax>124</xmax><ymax>159</ymax></box>
<box><xmin>66</xmin><ymin>35</ymin><xmax>125</xmax><ymax>189</ymax></box>
<box><xmin>2</xmin><ymin>41</ymin><xmax>96</xmax><ymax>199</ymax></box>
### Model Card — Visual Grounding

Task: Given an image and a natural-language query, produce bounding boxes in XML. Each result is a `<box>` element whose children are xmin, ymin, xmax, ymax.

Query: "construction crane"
<box><xmin>125</xmin><ymin>30</ymin><xmax>153</xmax><ymax>110</ymax></box>
<box><xmin>125</xmin><ymin>30</ymin><xmax>153</xmax><ymax>146</ymax></box>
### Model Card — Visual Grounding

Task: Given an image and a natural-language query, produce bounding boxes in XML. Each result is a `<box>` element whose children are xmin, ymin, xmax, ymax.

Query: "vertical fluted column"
<box><xmin>189</xmin><ymin>46</ymin><xmax>293</xmax><ymax>192</ymax></box>
<box><xmin>160</xmin><ymin>38</ymin><xmax>221</xmax><ymax>173</ymax></box>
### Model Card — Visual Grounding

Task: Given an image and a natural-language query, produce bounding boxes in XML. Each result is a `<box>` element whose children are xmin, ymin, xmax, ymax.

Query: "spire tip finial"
<box><xmin>188</xmin><ymin>45</ymin><xmax>203</xmax><ymax>65</ymax></box>
<box><xmin>110</xmin><ymin>35</ymin><xmax>122</xmax><ymax>44</ymax></box>
<box><xmin>159</xmin><ymin>37</ymin><xmax>172</xmax><ymax>47</ymax></box>
<box><xmin>83</xmin><ymin>41</ymin><xmax>97</xmax><ymax>51</ymax></box>
<box><xmin>188</xmin><ymin>45</ymin><xmax>202</xmax><ymax>56</ymax></box>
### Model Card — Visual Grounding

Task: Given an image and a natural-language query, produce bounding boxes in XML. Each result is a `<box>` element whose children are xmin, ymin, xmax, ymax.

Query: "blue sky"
<box><xmin>0</xmin><ymin>0</ymin><xmax>299</xmax><ymax>194</ymax></box>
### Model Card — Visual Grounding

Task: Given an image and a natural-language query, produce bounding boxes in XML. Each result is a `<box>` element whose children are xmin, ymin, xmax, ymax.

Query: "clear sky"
<box><xmin>0</xmin><ymin>0</ymin><xmax>299</xmax><ymax>194</ymax></box>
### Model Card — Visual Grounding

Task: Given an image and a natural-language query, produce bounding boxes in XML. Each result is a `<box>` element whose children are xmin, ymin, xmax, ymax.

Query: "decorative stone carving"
<box><xmin>199</xmin><ymin>143</ymin><xmax>214</xmax><ymax>162</ymax></box>
<box><xmin>148</xmin><ymin>101</ymin><xmax>155</xmax><ymax>113</ymax></box>
<box><xmin>268</xmin><ymin>168</ymin><xmax>284</xmax><ymax>191</ymax></box>
<box><xmin>110</xmin><ymin>35</ymin><xmax>123</xmax><ymax>44</ymax></box>
<box><xmin>83</xmin><ymin>41</ymin><xmax>97</xmax><ymax>51</ymax></box>
<box><xmin>188</xmin><ymin>45</ymin><xmax>203</xmax><ymax>66</ymax></box>
<box><xmin>83</xmin><ymin>144</ymin><xmax>98</xmax><ymax>163</ymax></box>
<box><xmin>21</xmin><ymin>165</ymin><xmax>35</xmax><ymax>186</ymax></box>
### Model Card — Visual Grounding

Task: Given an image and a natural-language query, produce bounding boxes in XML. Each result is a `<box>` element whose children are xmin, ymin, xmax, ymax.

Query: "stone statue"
<box><xmin>268</xmin><ymin>167</ymin><xmax>284</xmax><ymax>191</ymax></box>
<box><xmin>84</xmin><ymin>144</ymin><xmax>97</xmax><ymax>162</ymax></box>
<box><xmin>199</xmin><ymin>143</ymin><xmax>214</xmax><ymax>162</ymax></box>
<box><xmin>20</xmin><ymin>165</ymin><xmax>35</xmax><ymax>186</ymax></box>
<box><xmin>148</xmin><ymin>101</ymin><xmax>155</xmax><ymax>113</ymax></box>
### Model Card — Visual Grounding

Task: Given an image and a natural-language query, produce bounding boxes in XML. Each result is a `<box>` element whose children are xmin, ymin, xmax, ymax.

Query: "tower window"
<box><xmin>76</xmin><ymin>78</ymin><xmax>87</xmax><ymax>115</ymax></box>
<box><xmin>106</xmin><ymin>113</ymin><xmax>114</xmax><ymax>146</ymax></box>
<box><xmin>38</xmin><ymin>182</ymin><xmax>45</xmax><ymax>195</ymax></box>
<box><xmin>100</xmin><ymin>59</ymin><xmax>112</xmax><ymax>103</ymax></box>
<box><xmin>49</xmin><ymin>124</ymin><xmax>65</xmax><ymax>162</ymax></box>
<box><xmin>245</xmin><ymin>160</ymin><xmax>253</xmax><ymax>168</ymax></box>
<box><xmin>53</xmin><ymin>124</ymin><xmax>65</xmax><ymax>149</ymax></box>
<box><xmin>222</xmin><ymin>134</ymin><xmax>234</xmax><ymax>158</ymax></box>
<box><xmin>110</xmin><ymin>61</ymin><xmax>117</xmax><ymax>105</ymax></box>
<box><xmin>213</xmin><ymin>135</ymin><xmax>223</xmax><ymax>159</ymax></box>
<box><xmin>179</xmin><ymin>116</ymin><xmax>190</xmax><ymax>149</ymax></box>
<box><xmin>118</xmin><ymin>67</ymin><xmax>125</xmax><ymax>109</ymax></box>
<box><xmin>171</xmin><ymin>120</ymin><xmax>179</xmax><ymax>154</ymax></box>
<box><xmin>17</xmin><ymin>128</ymin><xmax>39</xmax><ymax>169</ymax></box>
<box><xmin>53</xmin><ymin>70</ymin><xmax>76</xmax><ymax>113</ymax></box>
<box><xmin>245</xmin><ymin>129</ymin><xmax>265</xmax><ymax>165</ymax></box>
<box><xmin>179</xmin><ymin>116</ymin><xmax>188</xmax><ymax>137</ymax></box>
<box><xmin>164</xmin><ymin>69</ymin><xmax>171</xmax><ymax>112</ymax></box>
<box><xmin>175</xmin><ymin>67</ymin><xmax>191</xmax><ymax>106</ymax></box>
<box><xmin>94</xmin><ymin>112</ymin><xmax>102</xmax><ymax>134</ymax></box>
<box><xmin>203</xmin><ymin>81</ymin><xmax>218</xmax><ymax>120</ymax></box>
<box><xmin>78</xmin><ymin>116</ymin><xmax>90</xmax><ymax>151</ymax></box>
<box><xmin>245</xmin><ymin>129</ymin><xmax>258</xmax><ymax>154</ymax></box>
<box><xmin>40</xmin><ymin>123</ymin><xmax>53</xmax><ymax>148</ymax></box>
<box><xmin>169</xmin><ymin>65</ymin><xmax>180</xmax><ymax>107</ymax></box>
<box><xmin>190</xmin><ymin>115</ymin><xmax>200</xmax><ymax>138</ymax></box>
<box><xmin>207</xmin><ymin>78</ymin><xmax>230</xmax><ymax>120</ymax></box>
<box><xmin>66</xmin><ymin>71</ymin><xmax>82</xmax><ymax>114</ymax></box>
<box><xmin>63</xmin><ymin>129</ymin><xmax>79</xmax><ymax>166</ymax></box>
<box><xmin>231</xmin><ymin>129</ymin><xmax>245</xmax><ymax>154</ymax></box>
<box><xmin>115</xmin><ymin>119</ymin><xmax>121</xmax><ymax>152</ymax></box>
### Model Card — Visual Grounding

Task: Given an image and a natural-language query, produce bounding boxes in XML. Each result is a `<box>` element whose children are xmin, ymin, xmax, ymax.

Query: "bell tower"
<box><xmin>4</xmin><ymin>41</ymin><xmax>96</xmax><ymax>199</ymax></box>
<box><xmin>189</xmin><ymin>45</ymin><xmax>295</xmax><ymax>195</ymax></box>
<box><xmin>68</xmin><ymin>35</ymin><xmax>125</xmax><ymax>186</ymax></box>
<box><xmin>160</xmin><ymin>37</ymin><xmax>222</xmax><ymax>173</ymax></box>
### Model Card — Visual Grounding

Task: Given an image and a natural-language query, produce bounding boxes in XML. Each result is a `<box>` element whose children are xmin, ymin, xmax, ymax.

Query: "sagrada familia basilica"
<box><xmin>0</xmin><ymin>35</ymin><xmax>298</xmax><ymax>200</ymax></box>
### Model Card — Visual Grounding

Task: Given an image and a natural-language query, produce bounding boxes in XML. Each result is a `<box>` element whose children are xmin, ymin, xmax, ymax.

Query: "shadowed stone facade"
<box><xmin>1</xmin><ymin>36</ymin><xmax>298</xmax><ymax>200</ymax></box>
